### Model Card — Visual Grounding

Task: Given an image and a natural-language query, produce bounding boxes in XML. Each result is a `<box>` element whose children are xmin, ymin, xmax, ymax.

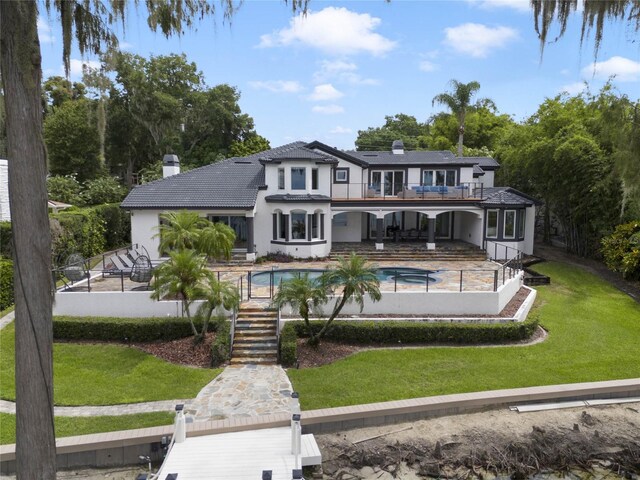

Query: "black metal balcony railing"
<box><xmin>331</xmin><ymin>182</ymin><xmax>485</xmax><ymax>201</ymax></box>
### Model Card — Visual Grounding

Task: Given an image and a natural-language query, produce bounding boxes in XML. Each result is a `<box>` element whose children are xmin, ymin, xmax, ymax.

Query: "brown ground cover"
<box><xmin>130</xmin><ymin>332</ymin><xmax>215</xmax><ymax>368</ymax></box>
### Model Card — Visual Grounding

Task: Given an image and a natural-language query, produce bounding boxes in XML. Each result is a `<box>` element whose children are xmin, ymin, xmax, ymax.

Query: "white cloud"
<box><xmin>419</xmin><ymin>60</ymin><xmax>438</xmax><ymax>72</ymax></box>
<box><xmin>582</xmin><ymin>56</ymin><xmax>640</xmax><ymax>82</ymax></box>
<box><xmin>313</xmin><ymin>59</ymin><xmax>379</xmax><ymax>86</ymax></box>
<box><xmin>259</xmin><ymin>7</ymin><xmax>396</xmax><ymax>56</ymax></box>
<box><xmin>118</xmin><ymin>41</ymin><xmax>134</xmax><ymax>51</ymax></box>
<box><xmin>312</xmin><ymin>105</ymin><xmax>345</xmax><ymax>115</ymax></box>
<box><xmin>329</xmin><ymin>126</ymin><xmax>353</xmax><ymax>134</ymax></box>
<box><xmin>69</xmin><ymin>59</ymin><xmax>101</xmax><ymax>78</ymax></box>
<box><xmin>444</xmin><ymin>23</ymin><xmax>518</xmax><ymax>58</ymax></box>
<box><xmin>248</xmin><ymin>80</ymin><xmax>303</xmax><ymax>93</ymax></box>
<box><xmin>466</xmin><ymin>0</ymin><xmax>530</xmax><ymax>12</ymax></box>
<box><xmin>309</xmin><ymin>84</ymin><xmax>344</xmax><ymax>101</ymax></box>
<box><xmin>38</xmin><ymin>17</ymin><xmax>55</xmax><ymax>44</ymax></box>
<box><xmin>560</xmin><ymin>82</ymin><xmax>588</xmax><ymax>95</ymax></box>
<box><xmin>560</xmin><ymin>68</ymin><xmax>570</xmax><ymax>76</ymax></box>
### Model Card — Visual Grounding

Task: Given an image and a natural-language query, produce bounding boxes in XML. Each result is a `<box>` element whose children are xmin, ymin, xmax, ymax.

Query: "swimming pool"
<box><xmin>249</xmin><ymin>267</ymin><xmax>441</xmax><ymax>286</ymax></box>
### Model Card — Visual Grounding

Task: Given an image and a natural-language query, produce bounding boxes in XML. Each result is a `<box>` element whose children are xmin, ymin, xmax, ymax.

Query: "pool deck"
<box><xmin>62</xmin><ymin>259</ymin><xmax>506</xmax><ymax>295</ymax></box>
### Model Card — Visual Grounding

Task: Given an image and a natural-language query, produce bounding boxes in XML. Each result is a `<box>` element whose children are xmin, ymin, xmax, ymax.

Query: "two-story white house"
<box><xmin>121</xmin><ymin>140</ymin><xmax>538</xmax><ymax>260</ymax></box>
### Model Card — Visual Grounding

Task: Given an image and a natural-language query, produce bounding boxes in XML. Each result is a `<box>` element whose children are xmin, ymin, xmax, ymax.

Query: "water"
<box><xmin>249</xmin><ymin>267</ymin><xmax>441</xmax><ymax>286</ymax></box>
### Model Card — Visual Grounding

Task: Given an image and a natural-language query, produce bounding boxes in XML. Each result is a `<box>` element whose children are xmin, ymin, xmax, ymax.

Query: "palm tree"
<box><xmin>272</xmin><ymin>273</ymin><xmax>329</xmax><ymax>342</ymax></box>
<box><xmin>195</xmin><ymin>271</ymin><xmax>241</xmax><ymax>342</ymax></box>
<box><xmin>151</xmin><ymin>249</ymin><xmax>208</xmax><ymax>337</ymax></box>
<box><xmin>432</xmin><ymin>79</ymin><xmax>491</xmax><ymax>157</ymax></box>
<box><xmin>156</xmin><ymin>210</ymin><xmax>235</xmax><ymax>261</ymax></box>
<box><xmin>314</xmin><ymin>254</ymin><xmax>382</xmax><ymax>345</ymax></box>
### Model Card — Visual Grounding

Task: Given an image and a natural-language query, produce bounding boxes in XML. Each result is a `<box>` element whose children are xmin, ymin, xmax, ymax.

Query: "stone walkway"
<box><xmin>185</xmin><ymin>365</ymin><xmax>293</xmax><ymax>422</ymax></box>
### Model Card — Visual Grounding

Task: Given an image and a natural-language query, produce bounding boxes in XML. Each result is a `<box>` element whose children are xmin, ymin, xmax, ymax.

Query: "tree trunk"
<box><xmin>0</xmin><ymin>1</ymin><xmax>57</xmax><ymax>478</ymax></box>
<box><xmin>311</xmin><ymin>294</ymin><xmax>348</xmax><ymax>344</ymax></box>
<box><xmin>457</xmin><ymin>124</ymin><xmax>464</xmax><ymax>157</ymax></box>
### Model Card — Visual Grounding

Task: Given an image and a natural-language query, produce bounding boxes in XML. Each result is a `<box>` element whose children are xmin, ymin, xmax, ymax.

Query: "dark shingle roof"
<box><xmin>260</xmin><ymin>146</ymin><xmax>337</xmax><ymax>163</ymax></box>
<box><xmin>121</xmin><ymin>142</ymin><xmax>307</xmax><ymax>209</ymax></box>
<box><xmin>481</xmin><ymin>187</ymin><xmax>540</xmax><ymax>207</ymax></box>
<box><xmin>473</xmin><ymin>165</ymin><xmax>485</xmax><ymax>176</ymax></box>
<box><xmin>342</xmin><ymin>150</ymin><xmax>500</xmax><ymax>168</ymax></box>
<box><xmin>265</xmin><ymin>194</ymin><xmax>331</xmax><ymax>203</ymax></box>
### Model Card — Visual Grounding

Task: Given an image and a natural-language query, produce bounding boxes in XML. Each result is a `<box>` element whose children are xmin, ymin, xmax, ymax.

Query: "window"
<box><xmin>291</xmin><ymin>212</ymin><xmax>306</xmax><ymax>239</ymax></box>
<box><xmin>334</xmin><ymin>168</ymin><xmax>348</xmax><ymax>183</ymax></box>
<box><xmin>291</xmin><ymin>168</ymin><xmax>306</xmax><ymax>190</ymax></box>
<box><xmin>278</xmin><ymin>168</ymin><xmax>285</xmax><ymax>190</ymax></box>
<box><xmin>332</xmin><ymin>213</ymin><xmax>348</xmax><ymax>227</ymax></box>
<box><xmin>423</xmin><ymin>169</ymin><xmax>456</xmax><ymax>186</ymax></box>
<box><xmin>311</xmin><ymin>168</ymin><xmax>319</xmax><ymax>190</ymax></box>
<box><xmin>311</xmin><ymin>213</ymin><xmax>319</xmax><ymax>239</ymax></box>
<box><xmin>372</xmin><ymin>170</ymin><xmax>404</xmax><ymax>196</ymax></box>
<box><xmin>517</xmin><ymin>210</ymin><xmax>526</xmax><ymax>238</ymax></box>
<box><xmin>486</xmin><ymin>209</ymin><xmax>498</xmax><ymax>238</ymax></box>
<box><xmin>504</xmin><ymin>210</ymin><xmax>516</xmax><ymax>239</ymax></box>
<box><xmin>278</xmin><ymin>212</ymin><xmax>286</xmax><ymax>240</ymax></box>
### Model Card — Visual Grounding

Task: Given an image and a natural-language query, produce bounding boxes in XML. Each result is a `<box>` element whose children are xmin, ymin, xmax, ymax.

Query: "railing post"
<box><xmin>120</xmin><ymin>270</ymin><xmax>124</xmax><ymax>292</ymax></box>
<box><xmin>270</xmin><ymin>271</ymin><xmax>274</xmax><ymax>299</ymax></box>
<box><xmin>394</xmin><ymin>269</ymin><xmax>397</xmax><ymax>292</ymax></box>
<box><xmin>494</xmin><ymin>270</ymin><xmax>498</xmax><ymax>291</ymax></box>
<box><xmin>426</xmin><ymin>272</ymin><xmax>429</xmax><ymax>292</ymax></box>
<box><xmin>494</xmin><ymin>243</ymin><xmax>497</xmax><ymax>260</ymax></box>
<box><xmin>87</xmin><ymin>268</ymin><xmax>91</xmax><ymax>293</ymax></box>
<box><xmin>459</xmin><ymin>270</ymin><xmax>463</xmax><ymax>292</ymax></box>
<box><xmin>248</xmin><ymin>271</ymin><xmax>252</xmax><ymax>299</ymax></box>
<box><xmin>502</xmin><ymin>266</ymin><xmax>506</xmax><ymax>285</ymax></box>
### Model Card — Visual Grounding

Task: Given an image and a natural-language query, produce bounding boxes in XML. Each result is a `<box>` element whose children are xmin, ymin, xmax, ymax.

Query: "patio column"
<box><xmin>427</xmin><ymin>217</ymin><xmax>436</xmax><ymax>250</ymax></box>
<box><xmin>246</xmin><ymin>216</ymin><xmax>256</xmax><ymax>261</ymax></box>
<box><xmin>375</xmin><ymin>217</ymin><xmax>384</xmax><ymax>250</ymax></box>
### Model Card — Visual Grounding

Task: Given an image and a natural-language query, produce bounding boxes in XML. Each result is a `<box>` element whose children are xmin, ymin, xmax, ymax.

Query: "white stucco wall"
<box><xmin>481</xmin><ymin>171</ymin><xmax>495</xmax><ymax>188</ymax></box>
<box><xmin>0</xmin><ymin>160</ymin><xmax>9</xmax><ymax>222</ymax></box>
<box><xmin>331</xmin><ymin>158</ymin><xmax>365</xmax><ymax>199</ymax></box>
<box><xmin>130</xmin><ymin>209</ymin><xmax>161</xmax><ymax>259</ymax></box>
<box><xmin>456</xmin><ymin>211</ymin><xmax>483</xmax><ymax>248</ymax></box>
<box><xmin>459</xmin><ymin>166</ymin><xmax>475</xmax><ymax>185</ymax></box>
<box><xmin>406</xmin><ymin>167</ymin><xmax>421</xmax><ymax>187</ymax></box>
<box><xmin>332</xmin><ymin>212</ymin><xmax>362</xmax><ymax>242</ymax></box>
<box><xmin>522</xmin><ymin>206</ymin><xmax>536</xmax><ymax>255</ymax></box>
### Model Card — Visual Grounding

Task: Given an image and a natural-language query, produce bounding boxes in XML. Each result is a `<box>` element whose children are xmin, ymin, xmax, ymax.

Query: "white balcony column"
<box><xmin>427</xmin><ymin>217</ymin><xmax>436</xmax><ymax>250</ymax></box>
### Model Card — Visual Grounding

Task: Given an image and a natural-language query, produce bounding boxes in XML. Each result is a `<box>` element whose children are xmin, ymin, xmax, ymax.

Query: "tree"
<box><xmin>81</xmin><ymin>176</ymin><xmax>127</xmax><ymax>205</ymax></box>
<box><xmin>156</xmin><ymin>210</ymin><xmax>235</xmax><ymax>261</ymax></box>
<box><xmin>272</xmin><ymin>273</ymin><xmax>329</xmax><ymax>342</ymax></box>
<box><xmin>46</xmin><ymin>175</ymin><xmax>83</xmax><ymax>205</ymax></box>
<box><xmin>195</xmin><ymin>272</ymin><xmax>240</xmax><ymax>340</ymax></box>
<box><xmin>151</xmin><ymin>249</ymin><xmax>209</xmax><ymax>337</ymax></box>
<box><xmin>44</xmin><ymin>98</ymin><xmax>102</xmax><ymax>181</ymax></box>
<box><xmin>432</xmin><ymin>80</ymin><xmax>492</xmax><ymax>157</ymax></box>
<box><xmin>355</xmin><ymin>114</ymin><xmax>429</xmax><ymax>151</ymax></box>
<box><xmin>43</xmin><ymin>76</ymin><xmax>86</xmax><ymax>110</ymax></box>
<box><xmin>531</xmin><ymin>0</ymin><xmax>640</xmax><ymax>59</ymax></box>
<box><xmin>0</xmin><ymin>1</ymin><xmax>308</xmax><ymax>476</ymax></box>
<box><xmin>229</xmin><ymin>134</ymin><xmax>271</xmax><ymax>157</ymax></box>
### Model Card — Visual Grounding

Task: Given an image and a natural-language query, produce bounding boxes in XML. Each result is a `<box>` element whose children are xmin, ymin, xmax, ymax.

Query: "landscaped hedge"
<box><xmin>0</xmin><ymin>221</ymin><xmax>11</xmax><ymax>258</ymax></box>
<box><xmin>279</xmin><ymin>317</ymin><xmax>539</xmax><ymax>367</ymax></box>
<box><xmin>51</xmin><ymin>208</ymin><xmax>106</xmax><ymax>263</ymax></box>
<box><xmin>0</xmin><ymin>259</ymin><xmax>13</xmax><ymax>311</ymax></box>
<box><xmin>211</xmin><ymin>319</ymin><xmax>231</xmax><ymax>367</ymax></box>
<box><xmin>52</xmin><ymin>316</ymin><xmax>208</xmax><ymax>342</ymax></box>
<box><xmin>92</xmin><ymin>203</ymin><xmax>131</xmax><ymax>251</ymax></box>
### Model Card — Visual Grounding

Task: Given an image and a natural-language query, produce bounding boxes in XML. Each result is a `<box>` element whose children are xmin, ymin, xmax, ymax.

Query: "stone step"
<box><xmin>233</xmin><ymin>328</ymin><xmax>276</xmax><ymax>336</ymax></box>
<box><xmin>237</xmin><ymin>309</ymin><xmax>278</xmax><ymax>314</ymax></box>
<box><xmin>234</xmin><ymin>334</ymin><xmax>277</xmax><ymax>342</ymax></box>
<box><xmin>232</xmin><ymin>347</ymin><xmax>278</xmax><ymax>356</ymax></box>
<box><xmin>232</xmin><ymin>342</ymin><xmax>278</xmax><ymax>350</ymax></box>
<box><xmin>229</xmin><ymin>358</ymin><xmax>277</xmax><ymax>366</ymax></box>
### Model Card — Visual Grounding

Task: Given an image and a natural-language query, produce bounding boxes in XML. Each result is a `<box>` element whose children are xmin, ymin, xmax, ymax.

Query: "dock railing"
<box><xmin>331</xmin><ymin>181</ymin><xmax>485</xmax><ymax>201</ymax></box>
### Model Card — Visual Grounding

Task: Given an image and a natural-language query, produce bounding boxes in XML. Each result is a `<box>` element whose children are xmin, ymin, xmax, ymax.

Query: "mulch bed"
<box><xmin>130</xmin><ymin>332</ymin><xmax>215</xmax><ymax>368</ymax></box>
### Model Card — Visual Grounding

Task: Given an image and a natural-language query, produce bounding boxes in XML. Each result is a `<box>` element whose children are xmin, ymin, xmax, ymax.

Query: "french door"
<box><xmin>371</xmin><ymin>170</ymin><xmax>405</xmax><ymax>196</ymax></box>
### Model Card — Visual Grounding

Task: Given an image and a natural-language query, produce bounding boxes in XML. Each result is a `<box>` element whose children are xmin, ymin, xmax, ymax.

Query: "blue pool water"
<box><xmin>250</xmin><ymin>267</ymin><xmax>440</xmax><ymax>286</ymax></box>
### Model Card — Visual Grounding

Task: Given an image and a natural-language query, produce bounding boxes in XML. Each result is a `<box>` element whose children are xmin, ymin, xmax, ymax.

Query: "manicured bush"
<box><xmin>92</xmin><ymin>203</ymin><xmax>131</xmax><ymax>250</ymax></box>
<box><xmin>279</xmin><ymin>316</ymin><xmax>539</xmax><ymax>368</ymax></box>
<box><xmin>211</xmin><ymin>318</ymin><xmax>231</xmax><ymax>367</ymax></box>
<box><xmin>47</xmin><ymin>175</ymin><xmax>83</xmax><ymax>205</ymax></box>
<box><xmin>0</xmin><ymin>222</ymin><xmax>12</xmax><ymax>259</ymax></box>
<box><xmin>82</xmin><ymin>176</ymin><xmax>127</xmax><ymax>205</ymax></box>
<box><xmin>52</xmin><ymin>316</ymin><xmax>208</xmax><ymax>342</ymax></box>
<box><xmin>601</xmin><ymin>221</ymin><xmax>640</xmax><ymax>280</ymax></box>
<box><xmin>0</xmin><ymin>259</ymin><xmax>13</xmax><ymax>311</ymax></box>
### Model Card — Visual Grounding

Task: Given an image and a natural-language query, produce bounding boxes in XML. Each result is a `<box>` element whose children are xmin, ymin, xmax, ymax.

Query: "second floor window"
<box><xmin>312</xmin><ymin>168</ymin><xmax>319</xmax><ymax>190</ymax></box>
<box><xmin>423</xmin><ymin>169</ymin><xmax>456</xmax><ymax>187</ymax></box>
<box><xmin>291</xmin><ymin>167</ymin><xmax>306</xmax><ymax>190</ymax></box>
<box><xmin>278</xmin><ymin>168</ymin><xmax>285</xmax><ymax>190</ymax></box>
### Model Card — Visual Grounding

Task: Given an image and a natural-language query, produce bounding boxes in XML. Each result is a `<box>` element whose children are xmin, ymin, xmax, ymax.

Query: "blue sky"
<box><xmin>38</xmin><ymin>0</ymin><xmax>640</xmax><ymax>150</ymax></box>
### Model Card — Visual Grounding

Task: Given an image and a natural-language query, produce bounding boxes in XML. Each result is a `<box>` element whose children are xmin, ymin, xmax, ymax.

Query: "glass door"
<box><xmin>373</xmin><ymin>170</ymin><xmax>405</xmax><ymax>196</ymax></box>
<box><xmin>435</xmin><ymin>212</ymin><xmax>451</xmax><ymax>239</ymax></box>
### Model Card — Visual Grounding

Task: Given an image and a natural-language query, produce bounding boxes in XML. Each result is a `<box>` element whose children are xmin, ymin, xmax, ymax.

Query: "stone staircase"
<box><xmin>230</xmin><ymin>306</ymin><xmax>279</xmax><ymax>366</ymax></box>
<box><xmin>330</xmin><ymin>242</ymin><xmax>487</xmax><ymax>262</ymax></box>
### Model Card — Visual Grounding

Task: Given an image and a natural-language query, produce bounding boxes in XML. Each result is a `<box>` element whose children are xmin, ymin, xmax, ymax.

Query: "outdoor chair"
<box><xmin>130</xmin><ymin>255</ymin><xmax>154</xmax><ymax>290</ymax></box>
<box><xmin>63</xmin><ymin>253</ymin><xmax>88</xmax><ymax>283</ymax></box>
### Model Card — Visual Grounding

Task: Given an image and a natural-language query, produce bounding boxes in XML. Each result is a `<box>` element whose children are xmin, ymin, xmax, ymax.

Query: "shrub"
<box><xmin>279</xmin><ymin>316</ymin><xmax>539</xmax><ymax>368</ymax></box>
<box><xmin>92</xmin><ymin>203</ymin><xmax>131</xmax><ymax>250</ymax></box>
<box><xmin>51</xmin><ymin>208</ymin><xmax>106</xmax><ymax>262</ymax></box>
<box><xmin>601</xmin><ymin>221</ymin><xmax>640</xmax><ymax>280</ymax></box>
<box><xmin>0</xmin><ymin>259</ymin><xmax>14</xmax><ymax>311</ymax></box>
<box><xmin>0</xmin><ymin>221</ymin><xmax>11</xmax><ymax>258</ymax></box>
<box><xmin>82</xmin><ymin>176</ymin><xmax>127</xmax><ymax>205</ymax></box>
<box><xmin>47</xmin><ymin>175</ymin><xmax>84</xmax><ymax>205</ymax></box>
<box><xmin>52</xmin><ymin>316</ymin><xmax>208</xmax><ymax>342</ymax></box>
<box><xmin>211</xmin><ymin>317</ymin><xmax>231</xmax><ymax>367</ymax></box>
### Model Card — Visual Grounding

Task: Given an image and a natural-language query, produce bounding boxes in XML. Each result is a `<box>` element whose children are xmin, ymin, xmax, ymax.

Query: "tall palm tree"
<box><xmin>272</xmin><ymin>273</ymin><xmax>329</xmax><ymax>342</ymax></box>
<box><xmin>195</xmin><ymin>271</ymin><xmax>240</xmax><ymax>341</ymax></box>
<box><xmin>432</xmin><ymin>79</ymin><xmax>490</xmax><ymax>157</ymax></box>
<box><xmin>315</xmin><ymin>253</ymin><xmax>382</xmax><ymax>345</ymax></box>
<box><xmin>151</xmin><ymin>249</ymin><xmax>208</xmax><ymax>337</ymax></box>
<box><xmin>156</xmin><ymin>210</ymin><xmax>235</xmax><ymax>261</ymax></box>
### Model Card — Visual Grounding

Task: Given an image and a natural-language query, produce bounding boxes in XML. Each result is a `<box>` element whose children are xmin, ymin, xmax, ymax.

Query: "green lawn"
<box><xmin>0</xmin><ymin>323</ymin><xmax>220</xmax><ymax>405</ymax></box>
<box><xmin>0</xmin><ymin>412</ymin><xmax>173</xmax><ymax>445</ymax></box>
<box><xmin>288</xmin><ymin>261</ymin><xmax>640</xmax><ymax>410</ymax></box>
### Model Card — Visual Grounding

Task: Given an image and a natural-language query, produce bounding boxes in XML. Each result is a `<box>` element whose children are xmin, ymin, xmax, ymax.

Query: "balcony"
<box><xmin>331</xmin><ymin>182</ymin><xmax>485</xmax><ymax>202</ymax></box>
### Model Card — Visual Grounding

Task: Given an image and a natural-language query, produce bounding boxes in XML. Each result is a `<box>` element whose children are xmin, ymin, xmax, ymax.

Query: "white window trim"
<box><xmin>335</xmin><ymin>169</ymin><xmax>348</xmax><ymax>183</ymax></box>
<box><xmin>277</xmin><ymin>168</ymin><xmax>285</xmax><ymax>190</ymax></box>
<box><xmin>423</xmin><ymin>169</ymin><xmax>457</xmax><ymax>186</ymax></box>
<box><xmin>486</xmin><ymin>209</ymin><xmax>499</xmax><ymax>239</ymax></box>
<box><xmin>504</xmin><ymin>209</ymin><xmax>516</xmax><ymax>240</ymax></box>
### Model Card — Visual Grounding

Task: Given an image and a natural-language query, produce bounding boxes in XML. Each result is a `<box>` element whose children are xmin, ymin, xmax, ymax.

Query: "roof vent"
<box><xmin>392</xmin><ymin>140</ymin><xmax>404</xmax><ymax>155</ymax></box>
